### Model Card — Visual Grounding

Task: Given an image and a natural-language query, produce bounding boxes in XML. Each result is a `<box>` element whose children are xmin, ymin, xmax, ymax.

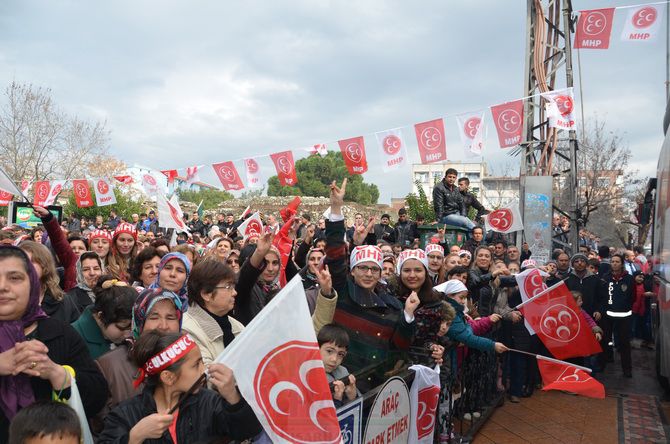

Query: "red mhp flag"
<box><xmin>0</xmin><ymin>190</ymin><xmax>12</xmax><ymax>206</ymax></box>
<box><xmin>490</xmin><ymin>100</ymin><xmax>524</xmax><ymax>148</ymax></box>
<box><xmin>33</xmin><ymin>181</ymin><xmax>51</xmax><ymax>206</ymax></box>
<box><xmin>72</xmin><ymin>179</ymin><xmax>94</xmax><ymax>208</ymax></box>
<box><xmin>537</xmin><ymin>356</ymin><xmax>605</xmax><ymax>399</ymax></box>
<box><xmin>574</xmin><ymin>8</ymin><xmax>616</xmax><ymax>49</ymax></box>
<box><xmin>414</xmin><ymin>118</ymin><xmax>447</xmax><ymax>164</ymax></box>
<box><xmin>113</xmin><ymin>175</ymin><xmax>134</xmax><ymax>185</ymax></box>
<box><xmin>338</xmin><ymin>136</ymin><xmax>368</xmax><ymax>175</ymax></box>
<box><xmin>212</xmin><ymin>161</ymin><xmax>244</xmax><ymax>191</ymax></box>
<box><xmin>160</xmin><ymin>170</ymin><xmax>178</xmax><ymax>185</ymax></box>
<box><xmin>270</xmin><ymin>151</ymin><xmax>298</xmax><ymax>186</ymax></box>
<box><xmin>518</xmin><ymin>281</ymin><xmax>602</xmax><ymax>359</ymax></box>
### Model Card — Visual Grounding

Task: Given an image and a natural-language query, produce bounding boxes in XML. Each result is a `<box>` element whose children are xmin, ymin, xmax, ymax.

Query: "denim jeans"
<box><xmin>441</xmin><ymin>214</ymin><xmax>476</xmax><ymax>230</ymax></box>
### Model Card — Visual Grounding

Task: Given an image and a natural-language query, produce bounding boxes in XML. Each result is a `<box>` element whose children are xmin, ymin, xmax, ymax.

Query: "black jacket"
<box><xmin>41</xmin><ymin>290</ymin><xmax>81</xmax><ymax>324</ymax></box>
<box><xmin>564</xmin><ymin>271</ymin><xmax>606</xmax><ymax>317</ymax></box>
<box><xmin>98</xmin><ymin>386</ymin><xmax>261</xmax><ymax>444</ymax></box>
<box><xmin>394</xmin><ymin>221</ymin><xmax>418</xmax><ymax>247</ymax></box>
<box><xmin>188</xmin><ymin>219</ymin><xmax>206</xmax><ymax>236</ymax></box>
<box><xmin>603</xmin><ymin>272</ymin><xmax>634</xmax><ymax>316</ymax></box>
<box><xmin>460</xmin><ymin>190</ymin><xmax>487</xmax><ymax>220</ymax></box>
<box><xmin>432</xmin><ymin>179</ymin><xmax>465</xmax><ymax>220</ymax></box>
<box><xmin>373</xmin><ymin>223</ymin><xmax>396</xmax><ymax>244</ymax></box>
<box><xmin>0</xmin><ymin>318</ymin><xmax>108</xmax><ymax>442</ymax></box>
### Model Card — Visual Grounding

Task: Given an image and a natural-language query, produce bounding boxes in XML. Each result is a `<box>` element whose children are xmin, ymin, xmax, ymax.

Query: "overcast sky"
<box><xmin>0</xmin><ymin>0</ymin><xmax>666</xmax><ymax>203</ymax></box>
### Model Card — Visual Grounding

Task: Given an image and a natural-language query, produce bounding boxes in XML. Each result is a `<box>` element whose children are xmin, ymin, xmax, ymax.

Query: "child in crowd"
<box><xmin>8</xmin><ymin>401</ymin><xmax>81</xmax><ymax>444</ymax></box>
<box><xmin>318</xmin><ymin>324</ymin><xmax>360</xmax><ymax>408</ymax></box>
<box><xmin>632</xmin><ymin>271</ymin><xmax>654</xmax><ymax>348</ymax></box>
<box><xmin>572</xmin><ymin>291</ymin><xmax>603</xmax><ymax>372</ymax></box>
<box><xmin>588</xmin><ymin>258</ymin><xmax>600</xmax><ymax>275</ymax></box>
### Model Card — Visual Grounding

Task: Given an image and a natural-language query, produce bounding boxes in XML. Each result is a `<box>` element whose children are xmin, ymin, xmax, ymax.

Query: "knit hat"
<box><xmin>425</xmin><ymin>243</ymin><xmax>444</xmax><ymax>257</ymax></box>
<box><xmin>458</xmin><ymin>249</ymin><xmax>472</xmax><ymax>259</ymax></box>
<box><xmin>396</xmin><ymin>249</ymin><xmax>429</xmax><ymax>275</ymax></box>
<box><xmin>113</xmin><ymin>222</ymin><xmax>137</xmax><ymax>240</ymax></box>
<box><xmin>89</xmin><ymin>229</ymin><xmax>112</xmax><ymax>242</ymax></box>
<box><xmin>349</xmin><ymin>245</ymin><xmax>383</xmax><ymax>270</ymax></box>
<box><xmin>521</xmin><ymin>259</ymin><xmax>537</xmax><ymax>270</ymax></box>
<box><xmin>433</xmin><ymin>279</ymin><xmax>468</xmax><ymax>295</ymax></box>
<box><xmin>570</xmin><ymin>253</ymin><xmax>588</xmax><ymax>265</ymax></box>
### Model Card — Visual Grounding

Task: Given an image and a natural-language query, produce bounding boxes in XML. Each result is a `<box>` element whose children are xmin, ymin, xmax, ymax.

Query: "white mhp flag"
<box><xmin>215</xmin><ymin>276</ymin><xmax>341</xmax><ymax>443</ymax></box>
<box><xmin>408</xmin><ymin>364</ymin><xmax>441</xmax><ymax>443</ymax></box>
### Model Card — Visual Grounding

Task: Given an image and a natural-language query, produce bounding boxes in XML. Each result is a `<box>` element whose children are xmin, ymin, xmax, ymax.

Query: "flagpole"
<box><xmin>507</xmin><ymin>348</ymin><xmax>592</xmax><ymax>373</ymax></box>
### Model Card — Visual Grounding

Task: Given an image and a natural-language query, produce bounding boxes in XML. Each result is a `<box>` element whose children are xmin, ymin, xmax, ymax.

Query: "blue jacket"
<box><xmin>445</xmin><ymin>298</ymin><xmax>495</xmax><ymax>352</ymax></box>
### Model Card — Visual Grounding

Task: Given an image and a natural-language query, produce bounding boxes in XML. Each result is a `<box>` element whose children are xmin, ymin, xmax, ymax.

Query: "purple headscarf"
<box><xmin>0</xmin><ymin>245</ymin><xmax>48</xmax><ymax>420</ymax></box>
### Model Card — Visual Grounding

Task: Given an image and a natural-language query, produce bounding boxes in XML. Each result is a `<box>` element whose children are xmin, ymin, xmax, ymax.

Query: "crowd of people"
<box><xmin>0</xmin><ymin>170</ymin><xmax>656</xmax><ymax>443</ymax></box>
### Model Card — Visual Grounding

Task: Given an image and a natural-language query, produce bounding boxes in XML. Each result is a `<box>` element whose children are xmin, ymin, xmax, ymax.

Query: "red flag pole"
<box><xmin>507</xmin><ymin>348</ymin><xmax>592</xmax><ymax>373</ymax></box>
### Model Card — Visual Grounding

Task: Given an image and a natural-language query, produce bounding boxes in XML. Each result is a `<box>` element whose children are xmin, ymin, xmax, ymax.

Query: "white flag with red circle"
<box><xmin>215</xmin><ymin>275</ymin><xmax>341</xmax><ymax>444</ymax></box>
<box><xmin>237</xmin><ymin>211</ymin><xmax>264</xmax><ymax>241</ymax></box>
<box><xmin>375</xmin><ymin>129</ymin><xmax>407</xmax><ymax>172</ymax></box>
<box><xmin>515</xmin><ymin>268</ymin><xmax>550</xmax><ymax>335</ymax></box>
<box><xmin>185</xmin><ymin>165</ymin><xmax>202</xmax><ymax>187</ymax></box>
<box><xmin>0</xmin><ymin>190</ymin><xmax>12</xmax><ymax>206</ymax></box>
<box><xmin>93</xmin><ymin>178</ymin><xmax>116</xmax><ymax>207</ymax></box>
<box><xmin>141</xmin><ymin>171</ymin><xmax>164</xmax><ymax>196</ymax></box>
<box><xmin>621</xmin><ymin>5</ymin><xmax>663</xmax><ymax>42</ymax></box>
<box><xmin>542</xmin><ymin>88</ymin><xmax>576</xmax><ymax>130</ymax></box>
<box><xmin>574</xmin><ymin>8</ymin><xmax>616</xmax><ymax>49</ymax></box>
<box><xmin>408</xmin><ymin>364</ymin><xmax>440</xmax><ymax>444</ymax></box>
<box><xmin>212</xmin><ymin>161</ymin><xmax>245</xmax><ymax>191</ymax></box>
<box><xmin>271</xmin><ymin>151</ymin><xmax>299</xmax><ymax>186</ymax></box>
<box><xmin>41</xmin><ymin>180</ymin><xmax>65</xmax><ymax>206</ymax></box>
<box><xmin>243</xmin><ymin>158</ymin><xmax>262</xmax><ymax>189</ymax></box>
<box><xmin>156</xmin><ymin>193</ymin><xmax>189</xmax><ymax>232</ymax></box>
<box><xmin>72</xmin><ymin>179</ymin><xmax>94</xmax><ymax>208</ymax></box>
<box><xmin>414</xmin><ymin>118</ymin><xmax>447</xmax><ymax>164</ymax></box>
<box><xmin>20</xmin><ymin>179</ymin><xmax>31</xmax><ymax>196</ymax></box>
<box><xmin>484</xmin><ymin>200</ymin><xmax>524</xmax><ymax>233</ymax></box>
<box><xmin>338</xmin><ymin>136</ymin><xmax>368</xmax><ymax>175</ymax></box>
<box><xmin>456</xmin><ymin>112</ymin><xmax>486</xmax><ymax>157</ymax></box>
<box><xmin>490</xmin><ymin>100</ymin><xmax>524</xmax><ymax>148</ymax></box>
<box><xmin>308</xmin><ymin>143</ymin><xmax>328</xmax><ymax>157</ymax></box>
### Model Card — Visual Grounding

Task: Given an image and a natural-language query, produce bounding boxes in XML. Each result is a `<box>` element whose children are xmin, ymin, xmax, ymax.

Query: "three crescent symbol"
<box><xmin>420</xmin><ymin>127</ymin><xmax>441</xmax><ymax>150</ymax></box>
<box><xmin>498</xmin><ymin>110</ymin><xmax>521</xmax><ymax>134</ymax></box>
<box><xmin>583</xmin><ymin>11</ymin><xmax>607</xmax><ymax>35</ymax></box>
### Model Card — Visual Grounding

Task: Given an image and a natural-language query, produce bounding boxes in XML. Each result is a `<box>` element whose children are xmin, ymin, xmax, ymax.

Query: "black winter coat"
<box><xmin>564</xmin><ymin>271</ymin><xmax>606</xmax><ymax>317</ymax></box>
<box><xmin>432</xmin><ymin>179</ymin><xmax>465</xmax><ymax>220</ymax></box>
<box><xmin>0</xmin><ymin>318</ymin><xmax>108</xmax><ymax>442</ymax></box>
<box><xmin>98</xmin><ymin>386</ymin><xmax>261</xmax><ymax>444</ymax></box>
<box><xmin>603</xmin><ymin>272</ymin><xmax>634</xmax><ymax>316</ymax></box>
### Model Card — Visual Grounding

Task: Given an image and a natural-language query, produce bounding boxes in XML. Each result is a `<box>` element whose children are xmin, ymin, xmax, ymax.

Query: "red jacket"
<box><xmin>43</xmin><ymin>213</ymin><xmax>77</xmax><ymax>291</ymax></box>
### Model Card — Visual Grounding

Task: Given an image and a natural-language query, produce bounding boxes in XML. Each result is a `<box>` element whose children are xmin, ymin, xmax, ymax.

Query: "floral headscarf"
<box><xmin>132</xmin><ymin>287</ymin><xmax>187</xmax><ymax>340</ymax></box>
<box><xmin>149</xmin><ymin>252</ymin><xmax>191</xmax><ymax>298</ymax></box>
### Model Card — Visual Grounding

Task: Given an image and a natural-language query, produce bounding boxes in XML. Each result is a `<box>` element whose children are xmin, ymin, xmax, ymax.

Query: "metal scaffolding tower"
<box><xmin>520</xmin><ymin>0</ymin><xmax>580</xmax><ymax>254</ymax></box>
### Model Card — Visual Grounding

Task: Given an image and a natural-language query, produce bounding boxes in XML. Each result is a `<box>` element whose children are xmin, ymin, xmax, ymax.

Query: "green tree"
<box><xmin>267</xmin><ymin>152</ymin><xmax>380</xmax><ymax>205</ymax></box>
<box><xmin>63</xmin><ymin>188</ymin><xmax>143</xmax><ymax>220</ymax></box>
<box><xmin>176</xmin><ymin>188</ymin><xmax>233</xmax><ymax>210</ymax></box>
<box><xmin>405</xmin><ymin>180</ymin><xmax>435</xmax><ymax>222</ymax></box>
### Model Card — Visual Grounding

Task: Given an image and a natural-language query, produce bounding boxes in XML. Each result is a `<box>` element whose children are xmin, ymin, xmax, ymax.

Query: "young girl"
<box><xmin>98</xmin><ymin>331</ymin><xmax>261</xmax><ymax>443</ymax></box>
<box><xmin>89</xmin><ymin>229</ymin><xmax>112</xmax><ymax>266</ymax></box>
<box><xmin>107</xmin><ymin>223</ymin><xmax>138</xmax><ymax>283</ymax></box>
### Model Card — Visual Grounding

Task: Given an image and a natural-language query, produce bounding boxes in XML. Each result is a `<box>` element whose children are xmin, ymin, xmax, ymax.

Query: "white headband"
<box><xmin>350</xmin><ymin>245</ymin><xmax>383</xmax><ymax>270</ymax></box>
<box><xmin>425</xmin><ymin>243</ymin><xmax>444</xmax><ymax>257</ymax></box>
<box><xmin>396</xmin><ymin>249</ymin><xmax>429</xmax><ymax>275</ymax></box>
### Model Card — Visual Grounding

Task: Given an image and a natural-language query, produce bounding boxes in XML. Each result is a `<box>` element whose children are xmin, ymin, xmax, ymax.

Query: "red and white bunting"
<box><xmin>542</xmin><ymin>88</ymin><xmax>576</xmax><ymax>130</ymax></box>
<box><xmin>161</xmin><ymin>169</ymin><xmax>178</xmax><ymax>186</ymax></box>
<box><xmin>574</xmin><ymin>8</ymin><xmax>616</xmax><ymax>49</ymax></box>
<box><xmin>141</xmin><ymin>172</ymin><xmax>163</xmax><ymax>196</ymax></box>
<box><xmin>414</xmin><ymin>118</ymin><xmax>447</xmax><ymax>164</ymax></box>
<box><xmin>93</xmin><ymin>178</ymin><xmax>116</xmax><ymax>207</ymax></box>
<box><xmin>36</xmin><ymin>180</ymin><xmax>65</xmax><ymax>206</ymax></box>
<box><xmin>237</xmin><ymin>211</ymin><xmax>264</xmax><ymax>241</ymax></box>
<box><xmin>243</xmin><ymin>158</ymin><xmax>262</xmax><ymax>188</ymax></box>
<box><xmin>72</xmin><ymin>179</ymin><xmax>94</xmax><ymax>208</ymax></box>
<box><xmin>212</xmin><ymin>161</ymin><xmax>245</xmax><ymax>191</ymax></box>
<box><xmin>456</xmin><ymin>112</ymin><xmax>486</xmax><ymax>157</ymax></box>
<box><xmin>20</xmin><ymin>179</ymin><xmax>31</xmax><ymax>196</ymax></box>
<box><xmin>0</xmin><ymin>190</ymin><xmax>12</xmax><ymax>206</ymax></box>
<box><xmin>185</xmin><ymin>165</ymin><xmax>201</xmax><ymax>187</ymax></box>
<box><xmin>270</xmin><ymin>151</ymin><xmax>298</xmax><ymax>186</ymax></box>
<box><xmin>621</xmin><ymin>5</ymin><xmax>663</xmax><ymax>42</ymax></box>
<box><xmin>156</xmin><ymin>193</ymin><xmax>188</xmax><ymax>232</ymax></box>
<box><xmin>309</xmin><ymin>143</ymin><xmax>328</xmax><ymax>157</ymax></box>
<box><xmin>484</xmin><ymin>201</ymin><xmax>524</xmax><ymax>233</ymax></box>
<box><xmin>375</xmin><ymin>129</ymin><xmax>407</xmax><ymax>172</ymax></box>
<box><xmin>113</xmin><ymin>175</ymin><xmax>134</xmax><ymax>185</ymax></box>
<box><xmin>338</xmin><ymin>136</ymin><xmax>368</xmax><ymax>175</ymax></box>
<box><xmin>490</xmin><ymin>100</ymin><xmax>524</xmax><ymax>148</ymax></box>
